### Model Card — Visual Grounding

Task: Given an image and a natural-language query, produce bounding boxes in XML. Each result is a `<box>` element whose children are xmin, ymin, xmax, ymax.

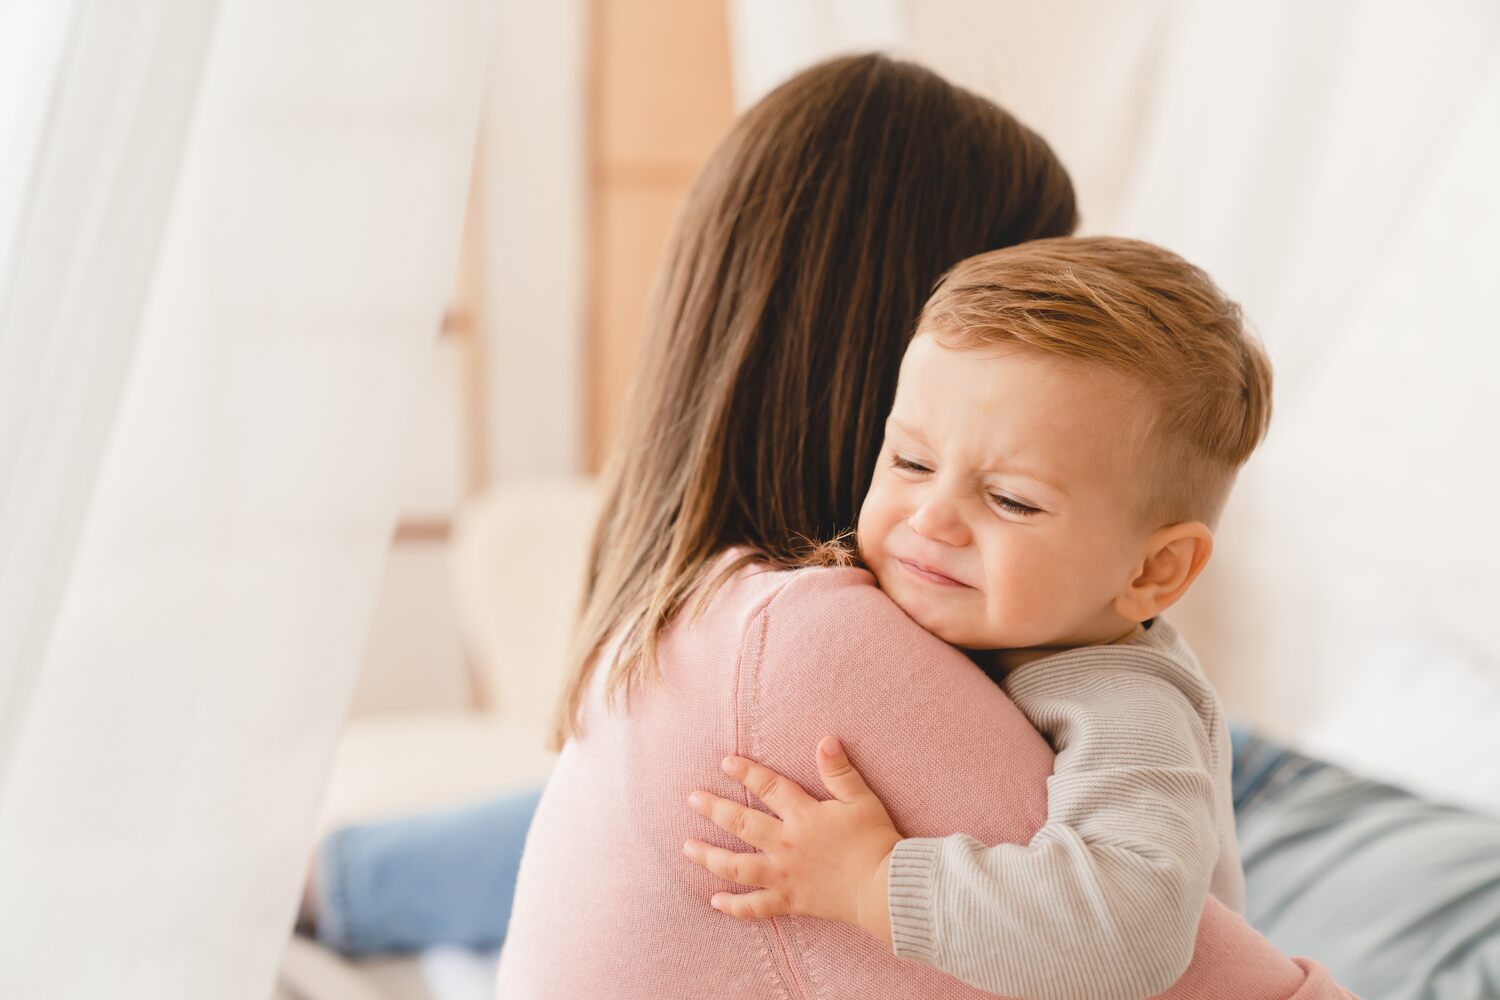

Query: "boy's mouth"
<box><xmin>895</xmin><ymin>558</ymin><xmax>971</xmax><ymax>589</ymax></box>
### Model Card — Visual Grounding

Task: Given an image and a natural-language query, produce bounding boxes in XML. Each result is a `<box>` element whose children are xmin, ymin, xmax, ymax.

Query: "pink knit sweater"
<box><xmin>495</xmin><ymin>556</ymin><xmax>1352</xmax><ymax>999</ymax></box>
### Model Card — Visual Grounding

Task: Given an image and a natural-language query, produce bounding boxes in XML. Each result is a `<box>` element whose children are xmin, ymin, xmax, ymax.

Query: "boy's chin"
<box><xmin>902</xmin><ymin>605</ymin><xmax>989</xmax><ymax>648</ymax></box>
<box><xmin>877</xmin><ymin>571</ymin><xmax>995</xmax><ymax>646</ymax></box>
<box><xmin>915</xmin><ymin>612</ymin><xmax>1016</xmax><ymax>651</ymax></box>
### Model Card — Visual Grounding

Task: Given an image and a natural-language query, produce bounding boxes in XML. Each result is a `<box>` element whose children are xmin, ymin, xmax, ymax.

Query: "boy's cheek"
<box><xmin>865</xmin><ymin>549</ymin><xmax>899</xmax><ymax>595</ymax></box>
<box><xmin>854</xmin><ymin>493</ymin><xmax>880</xmax><ymax>550</ymax></box>
<box><xmin>855</xmin><ymin>501</ymin><xmax>897</xmax><ymax>563</ymax></box>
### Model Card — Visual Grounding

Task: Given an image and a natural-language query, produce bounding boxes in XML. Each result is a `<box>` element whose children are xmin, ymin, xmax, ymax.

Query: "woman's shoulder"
<box><xmin>715</xmin><ymin>551</ymin><xmax>901</xmax><ymax>624</ymax></box>
<box><xmin>713</xmin><ymin>553</ymin><xmax>974</xmax><ymax>681</ymax></box>
<box><xmin>765</xmin><ymin>562</ymin><xmax>912</xmax><ymax>623</ymax></box>
<box><xmin>715</xmin><ymin>552</ymin><xmax>1055</xmax><ymax>841</ymax></box>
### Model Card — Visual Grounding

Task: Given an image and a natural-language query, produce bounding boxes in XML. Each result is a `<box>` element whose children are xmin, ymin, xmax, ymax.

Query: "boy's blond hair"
<box><xmin>918</xmin><ymin>236</ymin><xmax>1271</xmax><ymax>526</ymax></box>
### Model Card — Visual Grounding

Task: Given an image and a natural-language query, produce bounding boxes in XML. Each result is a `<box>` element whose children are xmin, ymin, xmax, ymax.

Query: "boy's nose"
<box><xmin>908</xmin><ymin>496</ymin><xmax>970</xmax><ymax>547</ymax></box>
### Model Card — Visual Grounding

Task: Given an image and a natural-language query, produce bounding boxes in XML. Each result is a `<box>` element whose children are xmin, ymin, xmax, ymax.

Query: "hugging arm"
<box><xmin>886</xmin><ymin>656</ymin><xmax>1223</xmax><ymax>1000</ymax></box>
<box><xmin>690</xmin><ymin>652</ymin><xmax>1223</xmax><ymax>1000</ymax></box>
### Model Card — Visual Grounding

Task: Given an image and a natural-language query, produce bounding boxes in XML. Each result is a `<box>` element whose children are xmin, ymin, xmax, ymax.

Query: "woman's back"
<box><xmin>498</xmin><ymin>556</ymin><xmax>1055</xmax><ymax>997</ymax></box>
<box><xmin>496</xmin><ymin>556</ymin><xmax>1344</xmax><ymax>998</ymax></box>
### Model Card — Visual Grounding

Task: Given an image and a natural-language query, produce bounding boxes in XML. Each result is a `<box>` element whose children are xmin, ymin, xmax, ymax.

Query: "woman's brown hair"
<box><xmin>553</xmin><ymin>54</ymin><xmax>1077</xmax><ymax>746</ymax></box>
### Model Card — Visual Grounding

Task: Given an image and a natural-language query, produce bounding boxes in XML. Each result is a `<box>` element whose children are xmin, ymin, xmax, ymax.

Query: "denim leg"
<box><xmin>1229</xmin><ymin>722</ymin><xmax>1324</xmax><ymax>818</ymax></box>
<box><xmin>315</xmin><ymin>786</ymin><xmax>543</xmax><ymax>955</ymax></box>
<box><xmin>1230</xmin><ymin>727</ymin><xmax>1500</xmax><ymax>998</ymax></box>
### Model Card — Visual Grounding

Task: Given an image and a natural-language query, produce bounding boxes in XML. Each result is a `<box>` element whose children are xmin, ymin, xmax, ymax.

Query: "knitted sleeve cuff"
<box><xmin>887</xmin><ymin>837</ymin><xmax>943</xmax><ymax>966</ymax></box>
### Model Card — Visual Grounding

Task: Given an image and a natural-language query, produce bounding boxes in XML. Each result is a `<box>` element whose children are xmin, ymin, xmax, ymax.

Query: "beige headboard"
<box><xmin>449</xmin><ymin>477</ymin><xmax>600</xmax><ymax>729</ymax></box>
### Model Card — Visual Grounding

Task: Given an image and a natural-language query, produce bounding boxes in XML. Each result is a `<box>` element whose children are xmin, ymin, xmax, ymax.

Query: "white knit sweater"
<box><xmin>888</xmin><ymin>619</ymin><xmax>1241</xmax><ymax>1000</ymax></box>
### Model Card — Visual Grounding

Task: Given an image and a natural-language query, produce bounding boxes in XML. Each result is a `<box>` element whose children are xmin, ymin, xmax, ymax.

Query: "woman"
<box><xmin>314</xmin><ymin>55</ymin><xmax>1350</xmax><ymax>997</ymax></box>
<box><xmin>302</xmin><ymin>51</ymin><xmax>1073</xmax><ymax>957</ymax></box>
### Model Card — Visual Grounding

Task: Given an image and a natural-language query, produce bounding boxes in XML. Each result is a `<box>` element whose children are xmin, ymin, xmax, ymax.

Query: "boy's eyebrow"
<box><xmin>886</xmin><ymin>417</ymin><xmax>927</xmax><ymax>444</ymax></box>
<box><xmin>886</xmin><ymin>417</ymin><xmax>1069</xmax><ymax>496</ymax></box>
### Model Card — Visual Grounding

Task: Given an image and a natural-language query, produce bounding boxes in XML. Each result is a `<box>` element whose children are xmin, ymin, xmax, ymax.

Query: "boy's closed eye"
<box><xmin>890</xmin><ymin>453</ymin><xmax>1044</xmax><ymax>517</ymax></box>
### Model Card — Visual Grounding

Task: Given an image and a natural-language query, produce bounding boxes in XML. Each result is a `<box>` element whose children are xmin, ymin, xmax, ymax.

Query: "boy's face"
<box><xmin>858</xmin><ymin>334</ymin><xmax>1156</xmax><ymax>654</ymax></box>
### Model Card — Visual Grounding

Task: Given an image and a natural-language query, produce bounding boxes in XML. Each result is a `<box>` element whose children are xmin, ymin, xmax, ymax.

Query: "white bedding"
<box><xmin>420</xmin><ymin>947</ymin><xmax>499</xmax><ymax>1000</ymax></box>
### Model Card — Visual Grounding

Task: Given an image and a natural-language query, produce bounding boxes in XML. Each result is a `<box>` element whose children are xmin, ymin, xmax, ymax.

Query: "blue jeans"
<box><xmin>1228</xmin><ymin>724</ymin><xmax>1500</xmax><ymax>1000</ymax></box>
<box><xmin>1228</xmin><ymin>722</ymin><xmax>1328</xmax><ymax>816</ymax></box>
<box><xmin>314</xmin><ymin>787</ymin><xmax>542</xmax><ymax>954</ymax></box>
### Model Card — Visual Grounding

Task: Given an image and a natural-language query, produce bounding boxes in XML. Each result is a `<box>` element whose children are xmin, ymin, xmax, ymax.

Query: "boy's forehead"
<box><xmin>892</xmin><ymin>336</ymin><xmax>1158</xmax><ymax>482</ymax></box>
<box><xmin>899</xmin><ymin>335</ymin><xmax>1144</xmax><ymax>412</ymax></box>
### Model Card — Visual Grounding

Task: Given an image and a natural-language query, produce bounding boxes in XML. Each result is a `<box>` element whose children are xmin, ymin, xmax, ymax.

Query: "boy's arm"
<box><xmin>686</xmin><ymin>651</ymin><xmax>1222</xmax><ymax>1000</ymax></box>
<box><xmin>888</xmin><ymin>651</ymin><xmax>1223</xmax><ymax>1000</ymax></box>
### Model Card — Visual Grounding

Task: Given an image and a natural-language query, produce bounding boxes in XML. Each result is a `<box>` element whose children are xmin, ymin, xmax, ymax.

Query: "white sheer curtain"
<box><xmin>0</xmin><ymin>0</ymin><xmax>494</xmax><ymax>995</ymax></box>
<box><xmin>0</xmin><ymin>0</ymin><xmax>219</xmax><ymax>789</ymax></box>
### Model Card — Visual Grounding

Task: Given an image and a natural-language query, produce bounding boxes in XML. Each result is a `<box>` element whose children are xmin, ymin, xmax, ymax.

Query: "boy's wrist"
<box><xmin>857</xmin><ymin>840</ymin><xmax>898</xmax><ymax>946</ymax></box>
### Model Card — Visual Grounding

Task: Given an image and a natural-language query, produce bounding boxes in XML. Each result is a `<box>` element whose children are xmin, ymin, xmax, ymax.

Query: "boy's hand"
<box><xmin>683</xmin><ymin>736</ymin><xmax>902</xmax><ymax>945</ymax></box>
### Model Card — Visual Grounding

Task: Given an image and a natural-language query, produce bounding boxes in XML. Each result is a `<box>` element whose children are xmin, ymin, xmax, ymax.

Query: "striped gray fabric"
<box><xmin>888</xmin><ymin>619</ymin><xmax>1242</xmax><ymax>1000</ymax></box>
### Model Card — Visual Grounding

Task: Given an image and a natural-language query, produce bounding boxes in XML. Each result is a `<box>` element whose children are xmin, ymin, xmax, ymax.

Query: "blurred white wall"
<box><xmin>727</xmin><ymin>0</ymin><xmax>904</xmax><ymax>109</ymax></box>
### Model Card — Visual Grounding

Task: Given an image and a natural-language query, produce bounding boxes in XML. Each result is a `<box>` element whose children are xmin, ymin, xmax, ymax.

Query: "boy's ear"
<box><xmin>1113</xmin><ymin>522</ymin><xmax>1214</xmax><ymax>622</ymax></box>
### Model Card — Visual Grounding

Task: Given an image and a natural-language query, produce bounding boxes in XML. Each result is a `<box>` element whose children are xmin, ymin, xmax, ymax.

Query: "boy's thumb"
<box><xmin>816</xmin><ymin>736</ymin><xmax>870</xmax><ymax>803</ymax></box>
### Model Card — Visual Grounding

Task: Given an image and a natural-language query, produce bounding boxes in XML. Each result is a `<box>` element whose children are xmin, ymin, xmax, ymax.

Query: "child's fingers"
<box><xmin>682</xmin><ymin>839</ymin><xmax>773</xmax><ymax>888</ymax></box>
<box><xmin>721</xmin><ymin>755</ymin><xmax>814</xmax><ymax>816</ymax></box>
<box><xmin>688</xmin><ymin>790</ymin><xmax>782</xmax><ymax>850</ymax></box>
<box><xmin>710</xmin><ymin>889</ymin><xmax>790</xmax><ymax>921</ymax></box>
<box><xmin>815</xmin><ymin>735</ymin><xmax>874</xmax><ymax>804</ymax></box>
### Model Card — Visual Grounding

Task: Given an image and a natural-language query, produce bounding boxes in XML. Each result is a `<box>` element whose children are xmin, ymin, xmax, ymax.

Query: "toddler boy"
<box><xmin>683</xmin><ymin>236</ymin><xmax>1272</xmax><ymax>1000</ymax></box>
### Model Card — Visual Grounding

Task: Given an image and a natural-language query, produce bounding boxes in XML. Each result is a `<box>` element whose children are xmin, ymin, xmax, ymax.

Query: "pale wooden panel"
<box><xmin>586</xmin><ymin>0</ymin><xmax>733</xmax><ymax>467</ymax></box>
<box><xmin>596</xmin><ymin>0</ymin><xmax>734</xmax><ymax>168</ymax></box>
<box><xmin>590</xmin><ymin>180</ymin><xmax>693</xmax><ymax>463</ymax></box>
